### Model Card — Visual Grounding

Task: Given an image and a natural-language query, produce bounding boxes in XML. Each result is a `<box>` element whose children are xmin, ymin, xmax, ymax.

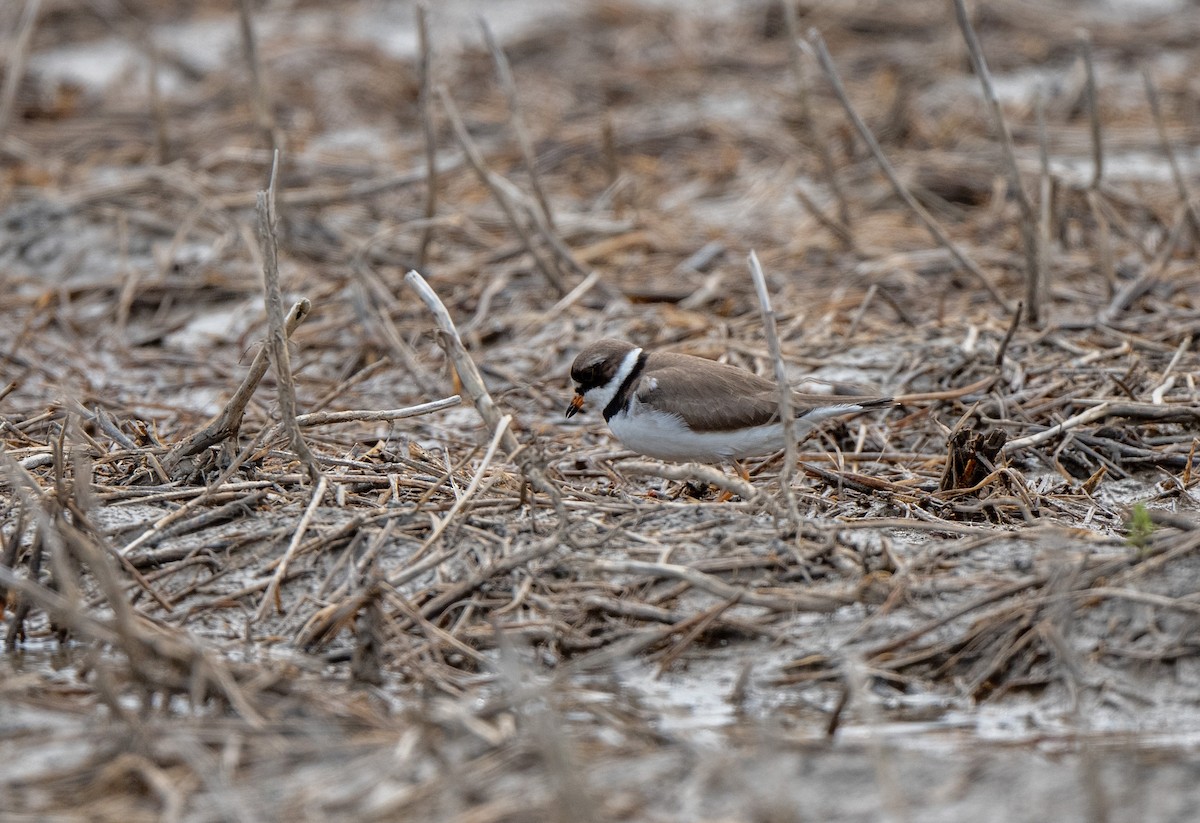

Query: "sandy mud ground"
<box><xmin>3</xmin><ymin>0</ymin><xmax>1200</xmax><ymax>820</ymax></box>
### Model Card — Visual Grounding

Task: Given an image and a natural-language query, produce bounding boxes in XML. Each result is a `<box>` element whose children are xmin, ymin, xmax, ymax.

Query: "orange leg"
<box><xmin>717</xmin><ymin>460</ymin><xmax>752</xmax><ymax>502</ymax></box>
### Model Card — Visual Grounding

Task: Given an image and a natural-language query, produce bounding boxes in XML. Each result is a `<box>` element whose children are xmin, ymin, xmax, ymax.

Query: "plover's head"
<box><xmin>565</xmin><ymin>339</ymin><xmax>641</xmax><ymax>418</ymax></box>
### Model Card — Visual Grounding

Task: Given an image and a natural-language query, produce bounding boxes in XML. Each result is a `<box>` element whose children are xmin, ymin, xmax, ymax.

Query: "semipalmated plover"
<box><xmin>566</xmin><ymin>338</ymin><xmax>892</xmax><ymax>469</ymax></box>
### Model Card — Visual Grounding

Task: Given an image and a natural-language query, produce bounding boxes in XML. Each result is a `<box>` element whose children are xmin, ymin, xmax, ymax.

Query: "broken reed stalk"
<box><xmin>0</xmin><ymin>0</ymin><xmax>41</xmax><ymax>147</ymax></box>
<box><xmin>1142</xmin><ymin>68</ymin><xmax>1200</xmax><ymax>240</ymax></box>
<box><xmin>294</xmin><ymin>395</ymin><xmax>460</xmax><ymax>427</ymax></box>
<box><xmin>404</xmin><ymin>269</ymin><xmax>566</xmax><ymax>520</ymax></box>
<box><xmin>1001</xmin><ymin>402</ymin><xmax>1112</xmax><ymax>453</ymax></box>
<box><xmin>805</xmin><ymin>30</ymin><xmax>1012</xmax><ymax>314</ymax></box>
<box><xmin>415</xmin><ymin>3</ymin><xmax>437</xmax><ymax>268</ymax></box>
<box><xmin>145</xmin><ymin>36</ymin><xmax>169</xmax><ymax>164</ymax></box>
<box><xmin>435</xmin><ymin>86</ymin><xmax>569</xmax><ymax>296</ymax></box>
<box><xmin>1078</xmin><ymin>30</ymin><xmax>1103</xmax><ymax>190</ymax></box>
<box><xmin>255</xmin><ymin>474</ymin><xmax>329</xmax><ymax>620</ymax></box>
<box><xmin>163</xmin><ymin>298</ymin><xmax>311</xmax><ymax>474</ymax></box>
<box><xmin>994</xmin><ymin>300</ymin><xmax>1023</xmax><ymax>368</ymax></box>
<box><xmin>1034</xmin><ymin>91</ymin><xmax>1051</xmax><ymax>319</ymax></box>
<box><xmin>1101</xmin><ymin>204</ymin><xmax>1188</xmax><ymax>323</ymax></box>
<box><xmin>952</xmin><ymin>0</ymin><xmax>1042</xmax><ymax>324</ymax></box>
<box><xmin>781</xmin><ymin>0</ymin><xmax>850</xmax><ymax>232</ymax></box>
<box><xmin>481</xmin><ymin>18</ymin><xmax>557</xmax><ymax>232</ymax></box>
<box><xmin>793</xmin><ymin>183</ymin><xmax>855</xmax><ymax>250</ymax></box>
<box><xmin>235</xmin><ymin>0</ymin><xmax>280</xmax><ymax>151</ymax></box>
<box><xmin>495</xmin><ymin>166</ymin><xmax>595</xmax><ymax>283</ymax></box>
<box><xmin>412</xmin><ymin>413</ymin><xmax>510</xmax><ymax>561</ymax></box>
<box><xmin>1087</xmin><ymin>194</ymin><xmax>1117</xmax><ymax>298</ymax></box>
<box><xmin>746</xmin><ymin>251</ymin><xmax>799</xmax><ymax>530</ymax></box>
<box><xmin>405</xmin><ymin>271</ymin><xmax>520</xmax><ymax>451</ymax></box>
<box><xmin>258</xmin><ymin>152</ymin><xmax>320</xmax><ymax>481</ymax></box>
<box><xmin>1082</xmin><ymin>30</ymin><xmax>1117</xmax><ymax>299</ymax></box>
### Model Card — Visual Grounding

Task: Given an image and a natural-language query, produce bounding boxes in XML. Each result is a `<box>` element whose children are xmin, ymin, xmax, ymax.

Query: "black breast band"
<box><xmin>603</xmin><ymin>351</ymin><xmax>648</xmax><ymax>421</ymax></box>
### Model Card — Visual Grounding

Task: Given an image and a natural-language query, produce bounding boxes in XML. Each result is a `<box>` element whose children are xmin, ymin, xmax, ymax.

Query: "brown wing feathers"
<box><xmin>635</xmin><ymin>352</ymin><xmax>890</xmax><ymax>432</ymax></box>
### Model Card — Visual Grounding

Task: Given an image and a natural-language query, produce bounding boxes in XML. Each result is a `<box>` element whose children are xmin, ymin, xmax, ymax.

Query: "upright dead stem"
<box><xmin>415</xmin><ymin>3</ymin><xmax>437</xmax><ymax>268</ymax></box>
<box><xmin>436</xmin><ymin>87</ymin><xmax>569</xmax><ymax>296</ymax></box>
<box><xmin>481</xmin><ymin>18</ymin><xmax>557</xmax><ymax>232</ymax></box>
<box><xmin>258</xmin><ymin>152</ymin><xmax>320</xmax><ymax>481</ymax></box>
<box><xmin>952</xmin><ymin>0</ymin><xmax>1042</xmax><ymax>325</ymax></box>
<box><xmin>405</xmin><ymin>271</ymin><xmax>519</xmax><ymax>451</ymax></box>
<box><xmin>404</xmin><ymin>269</ymin><xmax>567</xmax><ymax>527</ymax></box>
<box><xmin>747</xmin><ymin>251</ymin><xmax>800</xmax><ymax>531</ymax></box>
<box><xmin>781</xmin><ymin>0</ymin><xmax>850</xmax><ymax>234</ymax></box>
<box><xmin>805</xmin><ymin>29</ymin><xmax>1012</xmax><ymax>315</ymax></box>
<box><xmin>145</xmin><ymin>36</ymin><xmax>169</xmax><ymax>164</ymax></box>
<box><xmin>1142</xmin><ymin>68</ymin><xmax>1200</xmax><ymax>241</ymax></box>
<box><xmin>0</xmin><ymin>0</ymin><xmax>40</xmax><ymax>147</ymax></box>
<box><xmin>236</xmin><ymin>0</ymin><xmax>280</xmax><ymax>151</ymax></box>
<box><xmin>1078</xmin><ymin>31</ymin><xmax>1103</xmax><ymax>190</ymax></box>
<box><xmin>163</xmin><ymin>299</ymin><xmax>310</xmax><ymax>477</ymax></box>
<box><xmin>1080</xmin><ymin>38</ymin><xmax>1117</xmax><ymax>293</ymax></box>
<box><xmin>1034</xmin><ymin>91</ymin><xmax>1051</xmax><ymax>319</ymax></box>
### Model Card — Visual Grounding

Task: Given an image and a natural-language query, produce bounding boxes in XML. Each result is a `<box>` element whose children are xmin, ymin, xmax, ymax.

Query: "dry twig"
<box><xmin>435</xmin><ymin>87</ymin><xmax>568</xmax><ymax>295</ymax></box>
<box><xmin>415</xmin><ymin>3</ymin><xmax>437</xmax><ymax>268</ymax></box>
<box><xmin>805</xmin><ymin>29</ymin><xmax>1012</xmax><ymax>314</ymax></box>
<box><xmin>953</xmin><ymin>0</ymin><xmax>1042</xmax><ymax>323</ymax></box>
<box><xmin>747</xmin><ymin>250</ymin><xmax>799</xmax><ymax>529</ymax></box>
<box><xmin>258</xmin><ymin>153</ymin><xmax>320</xmax><ymax>481</ymax></box>
<box><xmin>0</xmin><ymin>0</ymin><xmax>41</xmax><ymax>148</ymax></box>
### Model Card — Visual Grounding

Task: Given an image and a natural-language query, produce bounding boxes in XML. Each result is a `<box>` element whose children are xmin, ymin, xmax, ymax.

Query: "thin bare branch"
<box><xmin>747</xmin><ymin>250</ymin><xmax>799</xmax><ymax>529</ymax></box>
<box><xmin>1078</xmin><ymin>30</ymin><xmax>1103</xmax><ymax>190</ymax></box>
<box><xmin>480</xmin><ymin>18</ymin><xmax>557</xmax><ymax>232</ymax></box>
<box><xmin>781</xmin><ymin>0</ymin><xmax>850</xmax><ymax>232</ymax></box>
<box><xmin>258</xmin><ymin>152</ymin><xmax>320</xmax><ymax>480</ymax></box>
<box><xmin>952</xmin><ymin>0</ymin><xmax>1041</xmax><ymax>323</ymax></box>
<box><xmin>163</xmin><ymin>299</ymin><xmax>311</xmax><ymax>475</ymax></box>
<box><xmin>236</xmin><ymin>0</ymin><xmax>280</xmax><ymax>151</ymax></box>
<box><xmin>255</xmin><ymin>474</ymin><xmax>329</xmax><ymax>620</ymax></box>
<box><xmin>0</xmin><ymin>0</ymin><xmax>41</xmax><ymax>146</ymax></box>
<box><xmin>805</xmin><ymin>29</ymin><xmax>1012</xmax><ymax>314</ymax></box>
<box><xmin>1142</xmin><ymin>67</ymin><xmax>1200</xmax><ymax>239</ymax></box>
<box><xmin>404</xmin><ymin>269</ymin><xmax>566</xmax><ymax>523</ymax></box>
<box><xmin>294</xmin><ymin>396</ymin><xmax>461</xmax><ymax>428</ymax></box>
<box><xmin>415</xmin><ymin>3</ymin><xmax>437</xmax><ymax>267</ymax></box>
<box><xmin>436</xmin><ymin>86</ymin><xmax>569</xmax><ymax>295</ymax></box>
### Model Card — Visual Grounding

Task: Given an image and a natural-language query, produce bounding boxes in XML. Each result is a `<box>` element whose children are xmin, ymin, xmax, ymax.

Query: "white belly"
<box><xmin>607</xmin><ymin>404</ymin><xmax>796</xmax><ymax>462</ymax></box>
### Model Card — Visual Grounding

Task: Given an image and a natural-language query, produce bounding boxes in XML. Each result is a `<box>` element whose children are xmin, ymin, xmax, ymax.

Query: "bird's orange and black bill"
<box><xmin>565</xmin><ymin>394</ymin><xmax>585</xmax><ymax>418</ymax></box>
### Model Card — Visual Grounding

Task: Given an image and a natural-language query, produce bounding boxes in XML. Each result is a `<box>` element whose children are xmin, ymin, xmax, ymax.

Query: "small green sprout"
<box><xmin>1126</xmin><ymin>503</ymin><xmax>1155</xmax><ymax>552</ymax></box>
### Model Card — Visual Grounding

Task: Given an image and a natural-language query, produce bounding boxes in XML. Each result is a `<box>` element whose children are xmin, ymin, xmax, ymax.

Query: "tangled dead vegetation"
<box><xmin>3</xmin><ymin>0</ymin><xmax>1200</xmax><ymax>819</ymax></box>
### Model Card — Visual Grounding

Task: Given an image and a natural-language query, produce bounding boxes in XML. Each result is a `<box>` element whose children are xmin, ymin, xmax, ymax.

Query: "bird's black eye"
<box><xmin>574</xmin><ymin>363</ymin><xmax>600</xmax><ymax>386</ymax></box>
